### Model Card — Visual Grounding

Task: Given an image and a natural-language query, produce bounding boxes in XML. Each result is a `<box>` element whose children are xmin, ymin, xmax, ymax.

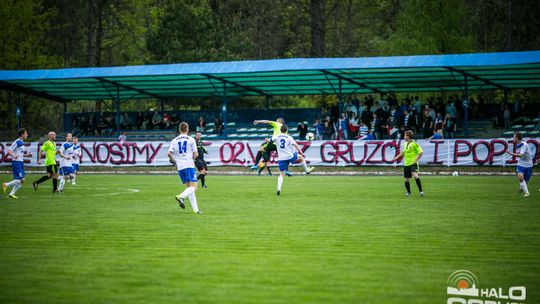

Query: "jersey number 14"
<box><xmin>178</xmin><ymin>141</ymin><xmax>188</xmax><ymax>154</ymax></box>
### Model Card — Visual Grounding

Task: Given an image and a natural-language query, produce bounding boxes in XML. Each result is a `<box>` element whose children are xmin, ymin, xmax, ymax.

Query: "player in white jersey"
<box><xmin>168</xmin><ymin>122</ymin><xmax>202</xmax><ymax>214</ymax></box>
<box><xmin>71</xmin><ymin>137</ymin><xmax>82</xmax><ymax>185</ymax></box>
<box><xmin>57</xmin><ymin>133</ymin><xmax>75</xmax><ymax>193</ymax></box>
<box><xmin>274</xmin><ymin>124</ymin><xmax>314</xmax><ymax>196</ymax></box>
<box><xmin>3</xmin><ymin>129</ymin><xmax>31</xmax><ymax>199</ymax></box>
<box><xmin>506</xmin><ymin>132</ymin><xmax>533</xmax><ymax>197</ymax></box>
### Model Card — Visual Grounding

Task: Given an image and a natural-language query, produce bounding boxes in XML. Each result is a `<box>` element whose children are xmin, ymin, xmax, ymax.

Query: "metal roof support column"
<box><xmin>504</xmin><ymin>89</ymin><xmax>509</xmax><ymax>104</ymax></box>
<box><xmin>337</xmin><ymin>79</ymin><xmax>343</xmax><ymax>139</ymax></box>
<box><xmin>265</xmin><ymin>95</ymin><xmax>270</xmax><ymax>110</ymax></box>
<box><xmin>16</xmin><ymin>93</ymin><xmax>21</xmax><ymax>130</ymax></box>
<box><xmin>115</xmin><ymin>84</ymin><xmax>121</xmax><ymax>135</ymax></box>
<box><xmin>463</xmin><ymin>75</ymin><xmax>469</xmax><ymax>138</ymax></box>
<box><xmin>221</xmin><ymin>83</ymin><xmax>228</xmax><ymax>138</ymax></box>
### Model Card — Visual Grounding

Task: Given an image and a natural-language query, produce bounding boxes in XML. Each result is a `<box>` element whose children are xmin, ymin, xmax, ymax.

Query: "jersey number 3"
<box><xmin>279</xmin><ymin>139</ymin><xmax>286</xmax><ymax>149</ymax></box>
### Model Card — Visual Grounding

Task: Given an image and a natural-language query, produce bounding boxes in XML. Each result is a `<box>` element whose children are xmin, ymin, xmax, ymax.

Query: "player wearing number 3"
<box><xmin>168</xmin><ymin>122</ymin><xmax>202</xmax><ymax>214</ymax></box>
<box><xmin>274</xmin><ymin>124</ymin><xmax>314</xmax><ymax>196</ymax></box>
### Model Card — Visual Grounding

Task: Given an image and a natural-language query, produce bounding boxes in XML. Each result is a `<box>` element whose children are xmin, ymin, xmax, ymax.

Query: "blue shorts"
<box><xmin>72</xmin><ymin>164</ymin><xmax>80</xmax><ymax>171</ymax></box>
<box><xmin>12</xmin><ymin>161</ymin><xmax>25</xmax><ymax>180</ymax></box>
<box><xmin>516</xmin><ymin>166</ymin><xmax>533</xmax><ymax>182</ymax></box>
<box><xmin>278</xmin><ymin>153</ymin><xmax>298</xmax><ymax>172</ymax></box>
<box><xmin>60</xmin><ymin>166</ymin><xmax>75</xmax><ymax>176</ymax></box>
<box><xmin>178</xmin><ymin>168</ymin><xmax>197</xmax><ymax>184</ymax></box>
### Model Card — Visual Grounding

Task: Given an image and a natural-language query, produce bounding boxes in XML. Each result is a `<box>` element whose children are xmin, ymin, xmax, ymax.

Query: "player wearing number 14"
<box><xmin>168</xmin><ymin>122</ymin><xmax>202</xmax><ymax>214</ymax></box>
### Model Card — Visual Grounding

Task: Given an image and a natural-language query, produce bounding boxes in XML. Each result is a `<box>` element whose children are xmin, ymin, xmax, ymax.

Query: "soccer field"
<box><xmin>0</xmin><ymin>174</ymin><xmax>538</xmax><ymax>304</ymax></box>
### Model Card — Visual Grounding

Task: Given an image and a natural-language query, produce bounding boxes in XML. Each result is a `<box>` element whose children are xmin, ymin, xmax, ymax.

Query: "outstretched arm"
<box><xmin>253</xmin><ymin>120</ymin><xmax>273</xmax><ymax>125</ymax></box>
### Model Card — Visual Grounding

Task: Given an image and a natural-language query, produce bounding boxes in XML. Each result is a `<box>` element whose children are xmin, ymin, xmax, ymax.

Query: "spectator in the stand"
<box><xmin>297</xmin><ymin>122</ymin><xmax>308</xmax><ymax>140</ymax></box>
<box><xmin>135</xmin><ymin>112</ymin><xmax>144</xmax><ymax>130</ymax></box>
<box><xmin>446</xmin><ymin>100</ymin><xmax>457</xmax><ymax>119</ymax></box>
<box><xmin>414</xmin><ymin>96</ymin><xmax>422</xmax><ymax>114</ymax></box>
<box><xmin>313</xmin><ymin>119</ymin><xmax>323</xmax><ymax>140</ymax></box>
<box><xmin>118</xmin><ymin>131</ymin><xmax>127</xmax><ymax>143</ymax></box>
<box><xmin>142</xmin><ymin>115</ymin><xmax>151</xmax><ymax>130</ymax></box>
<box><xmin>162</xmin><ymin>112</ymin><xmax>171</xmax><ymax>130</ymax></box>
<box><xmin>79</xmin><ymin>117</ymin><xmax>89</xmax><ymax>136</ymax></box>
<box><xmin>152</xmin><ymin>111</ymin><xmax>162</xmax><ymax>130</ymax></box>
<box><xmin>339</xmin><ymin>112</ymin><xmax>348</xmax><ymax>139</ymax></box>
<box><xmin>358</xmin><ymin>101</ymin><xmax>366</xmax><ymax>122</ymax></box>
<box><xmin>422</xmin><ymin>110</ymin><xmax>434</xmax><ymax>139</ymax></box>
<box><xmin>213</xmin><ymin>117</ymin><xmax>223</xmax><ymax>135</ymax></box>
<box><xmin>364</xmin><ymin>129</ymin><xmax>376</xmax><ymax>140</ymax></box>
<box><xmin>443</xmin><ymin>113</ymin><xmax>457</xmax><ymax>139</ymax></box>
<box><xmin>70</xmin><ymin>115</ymin><xmax>80</xmax><ymax>137</ymax></box>
<box><xmin>372</xmin><ymin>112</ymin><xmax>385</xmax><ymax>140</ymax></box>
<box><xmin>104</xmin><ymin>115</ymin><xmax>115</xmax><ymax>136</ymax></box>
<box><xmin>401</xmin><ymin>109</ymin><xmax>413</xmax><ymax>137</ymax></box>
<box><xmin>89</xmin><ymin>113</ymin><xmax>98</xmax><ymax>135</ymax></box>
<box><xmin>358</xmin><ymin>122</ymin><xmax>369</xmax><ymax>138</ymax></box>
<box><xmin>429</xmin><ymin>129</ymin><xmax>444</xmax><ymax>140</ymax></box>
<box><xmin>121</xmin><ymin>113</ymin><xmax>132</xmax><ymax>130</ymax></box>
<box><xmin>197</xmin><ymin>116</ymin><xmax>206</xmax><ymax>132</ymax></box>
<box><xmin>171</xmin><ymin>113</ymin><xmax>180</xmax><ymax>130</ymax></box>
<box><xmin>344</xmin><ymin>99</ymin><xmax>357</xmax><ymax>116</ymax></box>
<box><xmin>434</xmin><ymin>112</ymin><xmax>444</xmax><ymax>134</ymax></box>
<box><xmin>322</xmin><ymin>120</ymin><xmax>333</xmax><ymax>140</ymax></box>
<box><xmin>348</xmin><ymin>113</ymin><xmax>359</xmax><ymax>139</ymax></box>
<box><xmin>503</xmin><ymin>104</ymin><xmax>511</xmax><ymax>129</ymax></box>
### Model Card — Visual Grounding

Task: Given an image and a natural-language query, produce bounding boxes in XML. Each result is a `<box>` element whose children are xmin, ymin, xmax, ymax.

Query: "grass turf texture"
<box><xmin>0</xmin><ymin>174</ymin><xmax>538</xmax><ymax>304</ymax></box>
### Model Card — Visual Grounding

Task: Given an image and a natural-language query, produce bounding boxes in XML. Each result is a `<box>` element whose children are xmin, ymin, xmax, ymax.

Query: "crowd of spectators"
<box><xmin>310</xmin><ymin>94</ymin><xmax>471</xmax><ymax>140</ymax></box>
<box><xmin>69</xmin><ymin>110</ymin><xmax>227</xmax><ymax>137</ymax></box>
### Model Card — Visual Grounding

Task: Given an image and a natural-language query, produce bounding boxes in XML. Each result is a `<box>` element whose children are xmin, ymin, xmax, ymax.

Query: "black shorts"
<box><xmin>265</xmin><ymin>141</ymin><xmax>277</xmax><ymax>153</ymax></box>
<box><xmin>195</xmin><ymin>159</ymin><xmax>208</xmax><ymax>171</ymax></box>
<box><xmin>46</xmin><ymin>164</ymin><xmax>59</xmax><ymax>175</ymax></box>
<box><xmin>261</xmin><ymin>151</ymin><xmax>270</xmax><ymax>162</ymax></box>
<box><xmin>403</xmin><ymin>164</ymin><xmax>419</xmax><ymax>178</ymax></box>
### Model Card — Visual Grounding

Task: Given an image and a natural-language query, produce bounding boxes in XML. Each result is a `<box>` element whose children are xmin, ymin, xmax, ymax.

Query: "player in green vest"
<box><xmin>393</xmin><ymin>130</ymin><xmax>424</xmax><ymax>197</ymax></box>
<box><xmin>33</xmin><ymin>131</ymin><xmax>59</xmax><ymax>193</ymax></box>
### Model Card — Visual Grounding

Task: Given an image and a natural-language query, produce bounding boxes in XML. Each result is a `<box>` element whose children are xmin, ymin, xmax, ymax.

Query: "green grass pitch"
<box><xmin>0</xmin><ymin>174</ymin><xmax>539</xmax><ymax>303</ymax></box>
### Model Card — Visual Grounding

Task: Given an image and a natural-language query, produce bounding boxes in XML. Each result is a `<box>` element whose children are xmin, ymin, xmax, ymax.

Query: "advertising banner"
<box><xmin>0</xmin><ymin>139</ymin><xmax>538</xmax><ymax>167</ymax></box>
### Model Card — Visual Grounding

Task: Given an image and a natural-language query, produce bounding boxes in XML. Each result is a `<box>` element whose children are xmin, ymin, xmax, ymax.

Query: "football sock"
<box><xmin>52</xmin><ymin>178</ymin><xmax>58</xmax><ymax>192</ymax></box>
<box><xmin>415</xmin><ymin>178</ymin><xmax>423</xmax><ymax>192</ymax></box>
<box><xmin>197</xmin><ymin>174</ymin><xmax>202</xmax><ymax>180</ymax></box>
<box><xmin>520</xmin><ymin>181</ymin><xmax>529</xmax><ymax>193</ymax></box>
<box><xmin>188</xmin><ymin>192</ymin><xmax>199</xmax><ymax>213</ymax></box>
<box><xmin>6</xmin><ymin>180</ymin><xmax>19</xmax><ymax>187</ymax></box>
<box><xmin>72</xmin><ymin>174</ymin><xmax>76</xmax><ymax>183</ymax></box>
<box><xmin>58</xmin><ymin>177</ymin><xmax>65</xmax><ymax>191</ymax></box>
<box><xmin>300</xmin><ymin>159</ymin><xmax>309</xmax><ymax>172</ymax></box>
<box><xmin>35</xmin><ymin>175</ymin><xmax>49</xmax><ymax>184</ymax></box>
<box><xmin>255</xmin><ymin>152</ymin><xmax>263</xmax><ymax>164</ymax></box>
<box><xmin>404</xmin><ymin>181</ymin><xmax>411</xmax><ymax>193</ymax></box>
<box><xmin>180</xmin><ymin>186</ymin><xmax>195</xmax><ymax>199</ymax></box>
<box><xmin>266</xmin><ymin>166</ymin><xmax>272</xmax><ymax>174</ymax></box>
<box><xmin>277</xmin><ymin>175</ymin><xmax>283</xmax><ymax>191</ymax></box>
<box><xmin>10</xmin><ymin>183</ymin><xmax>21</xmax><ymax>195</ymax></box>
<box><xmin>200</xmin><ymin>174</ymin><xmax>206</xmax><ymax>186</ymax></box>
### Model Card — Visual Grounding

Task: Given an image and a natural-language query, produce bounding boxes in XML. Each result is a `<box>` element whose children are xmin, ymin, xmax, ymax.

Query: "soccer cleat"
<box><xmin>306</xmin><ymin>167</ymin><xmax>314</xmax><ymax>174</ymax></box>
<box><xmin>518</xmin><ymin>187</ymin><xmax>523</xmax><ymax>194</ymax></box>
<box><xmin>202</xmin><ymin>185</ymin><xmax>207</xmax><ymax>188</ymax></box>
<box><xmin>419</xmin><ymin>192</ymin><xmax>425</xmax><ymax>197</ymax></box>
<box><xmin>250</xmin><ymin>165</ymin><xmax>258</xmax><ymax>170</ymax></box>
<box><xmin>72</xmin><ymin>182</ymin><xmax>76</xmax><ymax>185</ymax></box>
<box><xmin>285</xmin><ymin>171</ymin><xmax>292</xmax><ymax>177</ymax></box>
<box><xmin>32</xmin><ymin>182</ymin><xmax>38</xmax><ymax>191</ymax></box>
<box><xmin>277</xmin><ymin>190</ymin><xmax>280</xmax><ymax>196</ymax></box>
<box><xmin>57</xmin><ymin>190</ymin><xmax>63</xmax><ymax>194</ymax></box>
<box><xmin>405</xmin><ymin>192</ymin><xmax>411</xmax><ymax>197</ymax></box>
<box><xmin>195</xmin><ymin>210</ymin><xmax>202</xmax><ymax>214</ymax></box>
<box><xmin>523</xmin><ymin>192</ymin><xmax>530</xmax><ymax>197</ymax></box>
<box><xmin>175</xmin><ymin>195</ymin><xmax>185</xmax><ymax>209</ymax></box>
<box><xmin>8</xmin><ymin>194</ymin><xmax>18</xmax><ymax>199</ymax></box>
<box><xmin>2</xmin><ymin>183</ymin><xmax>7</xmax><ymax>193</ymax></box>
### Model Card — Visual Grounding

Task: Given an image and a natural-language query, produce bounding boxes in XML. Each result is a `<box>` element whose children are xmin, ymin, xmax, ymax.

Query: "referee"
<box><xmin>393</xmin><ymin>130</ymin><xmax>424</xmax><ymax>197</ymax></box>
<box><xmin>33</xmin><ymin>131</ymin><xmax>59</xmax><ymax>193</ymax></box>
